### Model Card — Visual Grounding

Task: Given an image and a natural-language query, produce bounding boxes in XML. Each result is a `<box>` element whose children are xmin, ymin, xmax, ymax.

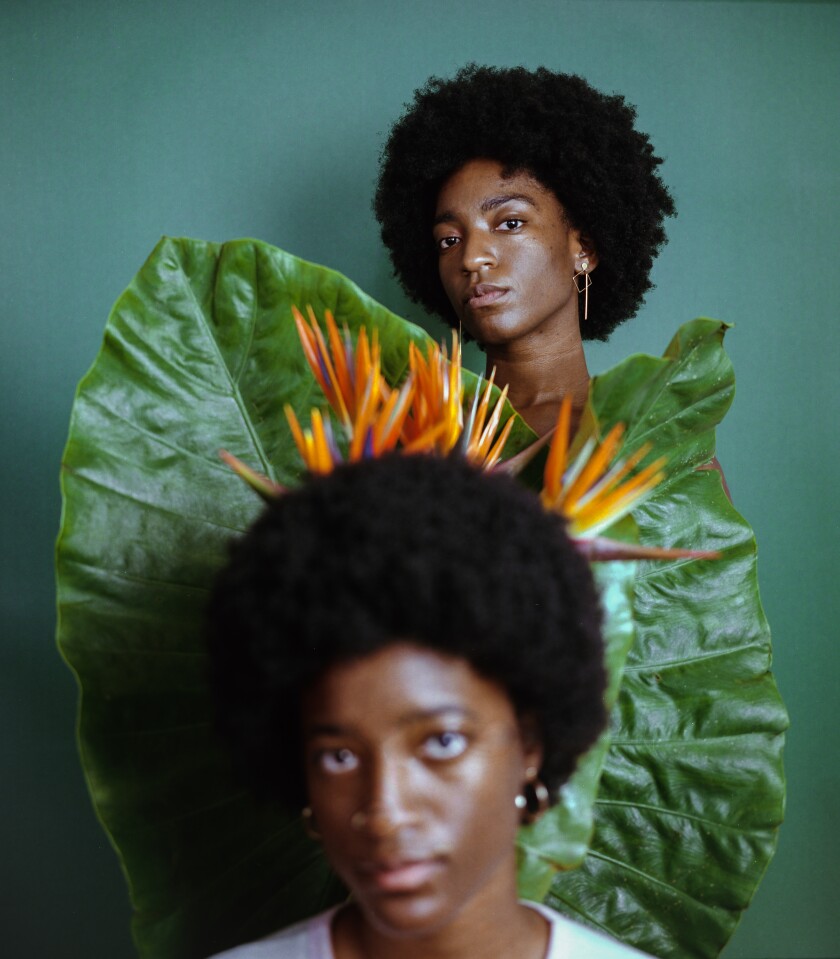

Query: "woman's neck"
<box><xmin>483</xmin><ymin>332</ymin><xmax>590</xmax><ymax>437</ymax></box>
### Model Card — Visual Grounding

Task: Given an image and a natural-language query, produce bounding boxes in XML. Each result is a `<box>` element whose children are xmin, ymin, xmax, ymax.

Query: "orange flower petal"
<box><xmin>543</xmin><ymin>395</ymin><xmax>574</xmax><ymax>501</ymax></box>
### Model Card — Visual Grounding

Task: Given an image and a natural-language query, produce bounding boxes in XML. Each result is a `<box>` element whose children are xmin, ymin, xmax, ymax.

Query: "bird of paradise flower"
<box><xmin>402</xmin><ymin>333</ymin><xmax>514</xmax><ymax>469</ymax></box>
<box><xmin>287</xmin><ymin>306</ymin><xmax>515</xmax><ymax>471</ymax></box>
<box><xmin>542</xmin><ymin>395</ymin><xmax>718</xmax><ymax>560</ymax></box>
<box><xmin>221</xmin><ymin>306</ymin><xmax>717</xmax><ymax>563</ymax></box>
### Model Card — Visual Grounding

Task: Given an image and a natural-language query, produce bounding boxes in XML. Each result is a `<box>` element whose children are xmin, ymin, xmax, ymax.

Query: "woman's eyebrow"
<box><xmin>433</xmin><ymin>193</ymin><xmax>538</xmax><ymax>226</ymax></box>
<box><xmin>305</xmin><ymin>706</ymin><xmax>477</xmax><ymax>737</ymax></box>
<box><xmin>480</xmin><ymin>192</ymin><xmax>538</xmax><ymax>213</ymax></box>
<box><xmin>304</xmin><ymin>723</ymin><xmax>349</xmax><ymax>738</ymax></box>
<box><xmin>396</xmin><ymin>705</ymin><xmax>477</xmax><ymax>726</ymax></box>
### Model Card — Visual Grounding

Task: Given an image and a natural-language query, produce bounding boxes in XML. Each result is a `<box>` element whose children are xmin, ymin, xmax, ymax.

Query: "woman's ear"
<box><xmin>517</xmin><ymin>712</ymin><xmax>544</xmax><ymax>775</ymax></box>
<box><xmin>572</xmin><ymin>231</ymin><xmax>599</xmax><ymax>272</ymax></box>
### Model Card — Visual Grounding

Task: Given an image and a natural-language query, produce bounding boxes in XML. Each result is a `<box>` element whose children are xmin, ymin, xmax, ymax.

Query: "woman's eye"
<box><xmin>422</xmin><ymin>731</ymin><xmax>468</xmax><ymax>760</ymax></box>
<box><xmin>498</xmin><ymin>218</ymin><xmax>524</xmax><ymax>231</ymax></box>
<box><xmin>437</xmin><ymin>235</ymin><xmax>460</xmax><ymax>251</ymax></box>
<box><xmin>317</xmin><ymin>747</ymin><xmax>359</xmax><ymax>774</ymax></box>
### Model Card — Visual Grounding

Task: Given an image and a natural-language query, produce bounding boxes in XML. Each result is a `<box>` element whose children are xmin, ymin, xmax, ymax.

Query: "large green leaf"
<box><xmin>57</xmin><ymin>238</ymin><xmax>786</xmax><ymax>959</ymax></box>
<box><xmin>516</xmin><ymin>553</ymin><xmax>636</xmax><ymax>898</ymax></box>
<box><xmin>547</xmin><ymin>322</ymin><xmax>788</xmax><ymax>957</ymax></box>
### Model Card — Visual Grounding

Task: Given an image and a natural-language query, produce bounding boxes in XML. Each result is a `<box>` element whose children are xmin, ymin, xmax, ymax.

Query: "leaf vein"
<box><xmin>63</xmin><ymin>469</ymin><xmax>247</xmax><ymax>534</ymax></box>
<box><xmin>593</xmin><ymin>798</ymin><xmax>766</xmax><ymax>833</ymax></box>
<box><xmin>623</xmin><ymin>641</ymin><xmax>766</xmax><ymax>671</ymax></box>
<box><xmin>176</xmin><ymin>240</ymin><xmax>275</xmax><ymax>480</ymax></box>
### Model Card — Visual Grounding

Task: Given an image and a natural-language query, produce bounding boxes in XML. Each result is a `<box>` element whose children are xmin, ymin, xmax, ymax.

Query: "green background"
<box><xmin>2</xmin><ymin>1</ymin><xmax>837</xmax><ymax>957</ymax></box>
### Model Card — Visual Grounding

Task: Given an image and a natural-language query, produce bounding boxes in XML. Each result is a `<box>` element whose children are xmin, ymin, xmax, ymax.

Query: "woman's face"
<box><xmin>433</xmin><ymin>158</ymin><xmax>593</xmax><ymax>347</ymax></box>
<box><xmin>301</xmin><ymin>642</ymin><xmax>541</xmax><ymax>939</ymax></box>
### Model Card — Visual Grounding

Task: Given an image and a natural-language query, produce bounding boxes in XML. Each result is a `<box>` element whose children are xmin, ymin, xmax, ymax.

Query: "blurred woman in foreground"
<box><xmin>206</xmin><ymin>453</ymin><xmax>651</xmax><ymax>959</ymax></box>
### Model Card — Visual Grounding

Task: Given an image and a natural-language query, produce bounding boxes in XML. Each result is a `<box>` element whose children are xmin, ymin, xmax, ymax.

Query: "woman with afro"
<box><xmin>206</xmin><ymin>453</ymin><xmax>652</xmax><ymax>959</ymax></box>
<box><xmin>374</xmin><ymin>64</ymin><xmax>675</xmax><ymax>436</ymax></box>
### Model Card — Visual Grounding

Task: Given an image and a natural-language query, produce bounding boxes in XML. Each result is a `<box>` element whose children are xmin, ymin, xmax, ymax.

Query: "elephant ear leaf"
<box><xmin>57</xmin><ymin>237</ymin><xmax>444</xmax><ymax>959</ymax></box>
<box><xmin>547</xmin><ymin>319</ymin><xmax>788</xmax><ymax>959</ymax></box>
<box><xmin>516</xmin><ymin>552</ymin><xmax>637</xmax><ymax>898</ymax></box>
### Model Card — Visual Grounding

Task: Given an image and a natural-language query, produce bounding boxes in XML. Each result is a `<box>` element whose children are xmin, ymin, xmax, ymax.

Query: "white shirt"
<box><xmin>208</xmin><ymin>902</ymin><xmax>653</xmax><ymax>958</ymax></box>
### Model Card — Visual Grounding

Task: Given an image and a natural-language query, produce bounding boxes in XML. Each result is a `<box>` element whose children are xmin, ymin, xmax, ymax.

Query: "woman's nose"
<box><xmin>460</xmin><ymin>231</ymin><xmax>497</xmax><ymax>273</ymax></box>
<box><xmin>354</xmin><ymin>756</ymin><xmax>418</xmax><ymax>837</ymax></box>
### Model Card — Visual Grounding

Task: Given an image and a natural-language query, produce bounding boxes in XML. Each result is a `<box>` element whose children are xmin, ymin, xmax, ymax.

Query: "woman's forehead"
<box><xmin>434</xmin><ymin>158</ymin><xmax>562</xmax><ymax>219</ymax></box>
<box><xmin>301</xmin><ymin>641</ymin><xmax>516</xmax><ymax>734</ymax></box>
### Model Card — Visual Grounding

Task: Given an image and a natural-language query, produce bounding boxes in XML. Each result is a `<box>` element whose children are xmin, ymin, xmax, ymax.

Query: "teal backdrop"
<box><xmin>2</xmin><ymin>1</ymin><xmax>838</xmax><ymax>956</ymax></box>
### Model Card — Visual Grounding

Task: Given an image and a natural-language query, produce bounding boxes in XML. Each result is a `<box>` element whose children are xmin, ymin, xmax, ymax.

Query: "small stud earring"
<box><xmin>301</xmin><ymin>806</ymin><xmax>321</xmax><ymax>840</ymax></box>
<box><xmin>515</xmin><ymin>767</ymin><xmax>551</xmax><ymax>824</ymax></box>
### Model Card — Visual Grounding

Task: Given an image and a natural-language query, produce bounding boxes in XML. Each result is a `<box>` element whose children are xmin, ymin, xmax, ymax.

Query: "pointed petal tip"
<box><xmin>573</xmin><ymin>535</ymin><xmax>722</xmax><ymax>562</ymax></box>
<box><xmin>493</xmin><ymin>427</ymin><xmax>553</xmax><ymax>476</ymax></box>
<box><xmin>218</xmin><ymin>449</ymin><xmax>286</xmax><ymax>501</ymax></box>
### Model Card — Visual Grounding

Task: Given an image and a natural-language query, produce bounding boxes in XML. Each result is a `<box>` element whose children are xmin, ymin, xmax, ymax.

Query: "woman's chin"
<box><xmin>356</xmin><ymin>891</ymin><xmax>458</xmax><ymax>940</ymax></box>
<box><xmin>460</xmin><ymin>310</ymin><xmax>543</xmax><ymax>349</ymax></box>
<box><xmin>461</xmin><ymin>316</ymin><xmax>519</xmax><ymax>348</ymax></box>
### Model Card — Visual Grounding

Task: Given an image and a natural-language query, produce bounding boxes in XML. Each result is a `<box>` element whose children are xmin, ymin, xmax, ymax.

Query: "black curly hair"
<box><xmin>207</xmin><ymin>454</ymin><xmax>606</xmax><ymax>810</ymax></box>
<box><xmin>374</xmin><ymin>64</ymin><xmax>676</xmax><ymax>341</ymax></box>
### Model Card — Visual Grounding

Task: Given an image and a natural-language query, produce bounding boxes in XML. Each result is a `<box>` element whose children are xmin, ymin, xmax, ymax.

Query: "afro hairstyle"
<box><xmin>206</xmin><ymin>453</ymin><xmax>607</xmax><ymax>811</ymax></box>
<box><xmin>374</xmin><ymin>64</ymin><xmax>676</xmax><ymax>341</ymax></box>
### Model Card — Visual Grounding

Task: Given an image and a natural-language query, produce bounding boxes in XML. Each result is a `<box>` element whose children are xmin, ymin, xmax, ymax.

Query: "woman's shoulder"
<box><xmin>525</xmin><ymin>902</ymin><xmax>654</xmax><ymax>959</ymax></box>
<box><xmin>206</xmin><ymin>907</ymin><xmax>338</xmax><ymax>959</ymax></box>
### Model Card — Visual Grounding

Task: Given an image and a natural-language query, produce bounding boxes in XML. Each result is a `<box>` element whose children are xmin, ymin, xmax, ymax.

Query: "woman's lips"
<box><xmin>465</xmin><ymin>284</ymin><xmax>508</xmax><ymax>309</ymax></box>
<box><xmin>359</xmin><ymin>858</ymin><xmax>444</xmax><ymax>893</ymax></box>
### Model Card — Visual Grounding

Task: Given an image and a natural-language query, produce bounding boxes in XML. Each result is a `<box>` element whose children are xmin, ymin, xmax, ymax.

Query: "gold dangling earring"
<box><xmin>573</xmin><ymin>258</ymin><xmax>592</xmax><ymax>322</ymax></box>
